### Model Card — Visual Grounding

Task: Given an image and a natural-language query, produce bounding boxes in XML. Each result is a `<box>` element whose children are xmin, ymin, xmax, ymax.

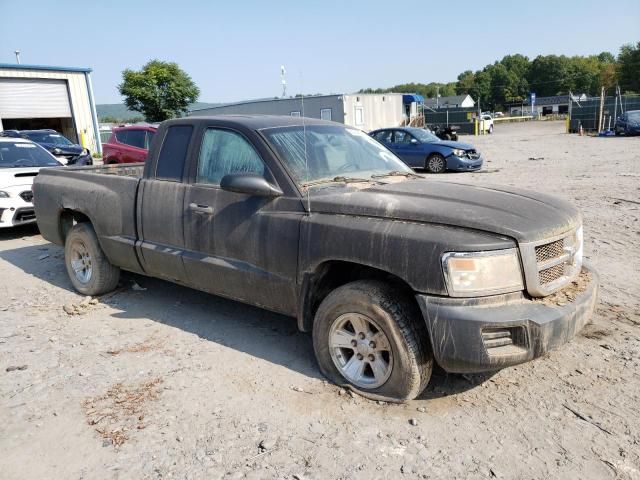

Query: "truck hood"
<box><xmin>0</xmin><ymin>167</ymin><xmax>42</xmax><ymax>189</ymax></box>
<box><xmin>307</xmin><ymin>179</ymin><xmax>581</xmax><ymax>243</ymax></box>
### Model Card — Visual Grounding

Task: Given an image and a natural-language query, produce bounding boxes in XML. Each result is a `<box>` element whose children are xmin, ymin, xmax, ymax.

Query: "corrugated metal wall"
<box><xmin>0</xmin><ymin>68</ymin><xmax>97</xmax><ymax>152</ymax></box>
<box><xmin>190</xmin><ymin>95</ymin><xmax>345</xmax><ymax>123</ymax></box>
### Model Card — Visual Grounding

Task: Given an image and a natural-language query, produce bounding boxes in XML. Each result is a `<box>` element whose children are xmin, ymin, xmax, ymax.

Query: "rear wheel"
<box><xmin>64</xmin><ymin>223</ymin><xmax>120</xmax><ymax>296</ymax></box>
<box><xmin>426</xmin><ymin>153</ymin><xmax>446</xmax><ymax>173</ymax></box>
<box><xmin>488</xmin><ymin>124</ymin><xmax>494</xmax><ymax>134</ymax></box>
<box><xmin>313</xmin><ymin>280</ymin><xmax>433</xmax><ymax>402</ymax></box>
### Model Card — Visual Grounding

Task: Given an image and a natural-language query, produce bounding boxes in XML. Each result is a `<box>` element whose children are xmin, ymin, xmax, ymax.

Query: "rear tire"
<box><xmin>64</xmin><ymin>223</ymin><xmax>120</xmax><ymax>296</ymax></box>
<box><xmin>488</xmin><ymin>125</ymin><xmax>494</xmax><ymax>134</ymax></box>
<box><xmin>425</xmin><ymin>153</ymin><xmax>447</xmax><ymax>173</ymax></box>
<box><xmin>312</xmin><ymin>280</ymin><xmax>433</xmax><ymax>402</ymax></box>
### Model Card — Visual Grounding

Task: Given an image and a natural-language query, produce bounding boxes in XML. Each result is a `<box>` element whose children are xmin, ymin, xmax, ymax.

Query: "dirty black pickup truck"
<box><xmin>33</xmin><ymin>116</ymin><xmax>598</xmax><ymax>402</ymax></box>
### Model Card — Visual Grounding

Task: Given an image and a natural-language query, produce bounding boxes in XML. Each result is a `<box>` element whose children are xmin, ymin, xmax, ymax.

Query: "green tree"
<box><xmin>618</xmin><ymin>42</ymin><xmax>640</xmax><ymax>93</ymax></box>
<box><xmin>118</xmin><ymin>60</ymin><xmax>200</xmax><ymax>122</ymax></box>
<box><xmin>455</xmin><ymin>70</ymin><xmax>475</xmax><ymax>95</ymax></box>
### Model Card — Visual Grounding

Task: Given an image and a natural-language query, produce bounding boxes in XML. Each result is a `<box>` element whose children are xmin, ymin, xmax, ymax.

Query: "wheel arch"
<box><xmin>297</xmin><ymin>260</ymin><xmax>419</xmax><ymax>333</ymax></box>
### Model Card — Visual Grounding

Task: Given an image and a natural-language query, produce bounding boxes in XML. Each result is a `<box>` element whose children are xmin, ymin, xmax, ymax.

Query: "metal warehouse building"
<box><xmin>190</xmin><ymin>93</ymin><xmax>424</xmax><ymax>131</ymax></box>
<box><xmin>0</xmin><ymin>64</ymin><xmax>101</xmax><ymax>153</ymax></box>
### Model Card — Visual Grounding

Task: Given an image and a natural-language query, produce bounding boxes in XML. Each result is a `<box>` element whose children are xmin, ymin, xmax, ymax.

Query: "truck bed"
<box><xmin>33</xmin><ymin>163</ymin><xmax>145</xmax><ymax>273</ymax></box>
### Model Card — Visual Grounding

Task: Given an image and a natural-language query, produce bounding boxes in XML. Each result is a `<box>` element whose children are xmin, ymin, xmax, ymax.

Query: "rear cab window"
<box><xmin>155</xmin><ymin>125</ymin><xmax>193</xmax><ymax>181</ymax></box>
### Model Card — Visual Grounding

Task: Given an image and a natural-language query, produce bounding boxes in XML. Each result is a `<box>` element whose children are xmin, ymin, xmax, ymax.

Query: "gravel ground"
<box><xmin>1</xmin><ymin>120</ymin><xmax>639</xmax><ymax>480</ymax></box>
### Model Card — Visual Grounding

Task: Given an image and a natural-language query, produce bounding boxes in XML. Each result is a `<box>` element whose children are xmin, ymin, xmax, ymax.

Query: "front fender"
<box><xmin>299</xmin><ymin>214</ymin><xmax>515</xmax><ymax>296</ymax></box>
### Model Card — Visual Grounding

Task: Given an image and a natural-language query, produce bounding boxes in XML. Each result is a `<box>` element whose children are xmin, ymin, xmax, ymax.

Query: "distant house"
<box><xmin>424</xmin><ymin>94</ymin><xmax>475</xmax><ymax>109</ymax></box>
<box><xmin>189</xmin><ymin>93</ymin><xmax>425</xmax><ymax>131</ymax></box>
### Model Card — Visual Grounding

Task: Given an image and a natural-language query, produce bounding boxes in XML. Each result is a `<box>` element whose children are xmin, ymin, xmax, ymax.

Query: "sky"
<box><xmin>1</xmin><ymin>0</ymin><xmax>638</xmax><ymax>104</ymax></box>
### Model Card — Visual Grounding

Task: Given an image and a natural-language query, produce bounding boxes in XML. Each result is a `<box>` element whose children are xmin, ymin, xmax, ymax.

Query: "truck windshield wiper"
<box><xmin>301</xmin><ymin>176</ymin><xmax>372</xmax><ymax>188</ymax></box>
<box><xmin>370</xmin><ymin>170</ymin><xmax>421</xmax><ymax>179</ymax></box>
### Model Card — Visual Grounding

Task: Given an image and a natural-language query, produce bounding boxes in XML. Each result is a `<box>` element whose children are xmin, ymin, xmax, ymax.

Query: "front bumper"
<box><xmin>416</xmin><ymin>265</ymin><xmax>598</xmax><ymax>373</ymax></box>
<box><xmin>0</xmin><ymin>198</ymin><xmax>36</xmax><ymax>227</ymax></box>
<box><xmin>447</xmin><ymin>154</ymin><xmax>483</xmax><ymax>171</ymax></box>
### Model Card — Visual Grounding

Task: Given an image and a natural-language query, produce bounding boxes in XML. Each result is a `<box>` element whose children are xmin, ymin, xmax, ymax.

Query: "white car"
<box><xmin>0</xmin><ymin>137</ymin><xmax>62</xmax><ymax>228</ymax></box>
<box><xmin>480</xmin><ymin>114</ymin><xmax>494</xmax><ymax>134</ymax></box>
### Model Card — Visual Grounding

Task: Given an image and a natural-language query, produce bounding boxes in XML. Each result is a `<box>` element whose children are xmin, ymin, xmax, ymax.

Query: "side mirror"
<box><xmin>410</xmin><ymin>138</ymin><xmax>419</xmax><ymax>145</ymax></box>
<box><xmin>220</xmin><ymin>172</ymin><xmax>283</xmax><ymax>197</ymax></box>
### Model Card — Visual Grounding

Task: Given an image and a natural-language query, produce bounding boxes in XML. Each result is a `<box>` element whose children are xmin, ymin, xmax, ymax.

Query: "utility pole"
<box><xmin>598</xmin><ymin>86</ymin><xmax>605</xmax><ymax>132</ymax></box>
<box><xmin>436</xmin><ymin>86</ymin><xmax>439</xmax><ymax>109</ymax></box>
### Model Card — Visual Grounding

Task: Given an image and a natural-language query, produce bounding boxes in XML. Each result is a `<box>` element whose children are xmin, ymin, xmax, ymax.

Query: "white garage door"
<box><xmin>0</xmin><ymin>78</ymin><xmax>72</xmax><ymax>118</ymax></box>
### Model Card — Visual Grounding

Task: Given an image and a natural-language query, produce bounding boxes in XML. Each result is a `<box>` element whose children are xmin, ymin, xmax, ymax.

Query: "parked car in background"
<box><xmin>0</xmin><ymin>137</ymin><xmax>62</xmax><ymax>228</ymax></box>
<box><xmin>0</xmin><ymin>129</ymin><xmax>92</xmax><ymax>166</ymax></box>
<box><xmin>480</xmin><ymin>114</ymin><xmax>494</xmax><ymax>134</ymax></box>
<box><xmin>370</xmin><ymin>127</ymin><xmax>483</xmax><ymax>173</ymax></box>
<box><xmin>614</xmin><ymin>110</ymin><xmax>640</xmax><ymax>136</ymax></box>
<box><xmin>102</xmin><ymin>125</ymin><xmax>157</xmax><ymax>164</ymax></box>
<box><xmin>493</xmin><ymin>111</ymin><xmax>504</xmax><ymax>118</ymax></box>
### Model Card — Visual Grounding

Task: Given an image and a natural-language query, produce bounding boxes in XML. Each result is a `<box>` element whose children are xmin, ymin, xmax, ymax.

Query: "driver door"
<box><xmin>182</xmin><ymin>127</ymin><xmax>301</xmax><ymax>315</ymax></box>
<box><xmin>392</xmin><ymin>130</ymin><xmax>424</xmax><ymax>168</ymax></box>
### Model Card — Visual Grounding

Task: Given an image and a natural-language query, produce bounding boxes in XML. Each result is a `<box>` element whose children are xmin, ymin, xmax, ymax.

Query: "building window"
<box><xmin>320</xmin><ymin>108</ymin><xmax>332</xmax><ymax>121</ymax></box>
<box><xmin>290</xmin><ymin>111</ymin><xmax>301</xmax><ymax>117</ymax></box>
<box><xmin>355</xmin><ymin>106</ymin><xmax>364</xmax><ymax>126</ymax></box>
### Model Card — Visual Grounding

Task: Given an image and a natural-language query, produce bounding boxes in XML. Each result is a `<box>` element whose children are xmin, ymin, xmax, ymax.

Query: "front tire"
<box><xmin>65</xmin><ymin>223</ymin><xmax>120</xmax><ymax>296</ymax></box>
<box><xmin>426</xmin><ymin>153</ymin><xmax>447</xmax><ymax>173</ymax></box>
<box><xmin>313</xmin><ymin>280</ymin><xmax>433</xmax><ymax>402</ymax></box>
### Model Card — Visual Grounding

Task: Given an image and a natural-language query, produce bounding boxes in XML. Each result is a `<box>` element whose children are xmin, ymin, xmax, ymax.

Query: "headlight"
<box><xmin>81</xmin><ymin>148</ymin><xmax>89</xmax><ymax>156</ymax></box>
<box><xmin>0</xmin><ymin>191</ymin><xmax>10</xmax><ymax>198</ymax></box>
<box><xmin>452</xmin><ymin>148</ymin><xmax>466</xmax><ymax>157</ymax></box>
<box><xmin>442</xmin><ymin>249</ymin><xmax>524</xmax><ymax>297</ymax></box>
<box><xmin>53</xmin><ymin>148</ymin><xmax>62</xmax><ymax>155</ymax></box>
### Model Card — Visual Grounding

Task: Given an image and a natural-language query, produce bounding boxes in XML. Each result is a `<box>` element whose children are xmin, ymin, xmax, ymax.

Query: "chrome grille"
<box><xmin>539</xmin><ymin>264</ymin><xmax>565</xmax><ymax>285</ymax></box>
<box><xmin>520</xmin><ymin>227</ymin><xmax>583</xmax><ymax>297</ymax></box>
<box><xmin>19</xmin><ymin>191</ymin><xmax>33</xmax><ymax>203</ymax></box>
<box><xmin>535</xmin><ymin>239</ymin><xmax>564</xmax><ymax>263</ymax></box>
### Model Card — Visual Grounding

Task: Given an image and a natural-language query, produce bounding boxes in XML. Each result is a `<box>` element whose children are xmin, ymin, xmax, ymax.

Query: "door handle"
<box><xmin>189</xmin><ymin>203</ymin><xmax>214</xmax><ymax>215</ymax></box>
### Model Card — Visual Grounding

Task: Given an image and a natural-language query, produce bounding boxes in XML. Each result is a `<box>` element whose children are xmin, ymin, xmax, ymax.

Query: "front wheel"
<box><xmin>313</xmin><ymin>280</ymin><xmax>433</xmax><ymax>402</ymax></box>
<box><xmin>65</xmin><ymin>223</ymin><xmax>120</xmax><ymax>296</ymax></box>
<box><xmin>426</xmin><ymin>153</ymin><xmax>447</xmax><ymax>173</ymax></box>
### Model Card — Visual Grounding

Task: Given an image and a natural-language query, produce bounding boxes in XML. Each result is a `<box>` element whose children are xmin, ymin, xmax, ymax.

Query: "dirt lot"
<box><xmin>1</xmin><ymin>121</ymin><xmax>639</xmax><ymax>480</ymax></box>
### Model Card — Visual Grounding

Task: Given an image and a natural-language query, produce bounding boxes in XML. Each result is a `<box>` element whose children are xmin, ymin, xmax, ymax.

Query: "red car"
<box><xmin>102</xmin><ymin>125</ymin><xmax>157</xmax><ymax>164</ymax></box>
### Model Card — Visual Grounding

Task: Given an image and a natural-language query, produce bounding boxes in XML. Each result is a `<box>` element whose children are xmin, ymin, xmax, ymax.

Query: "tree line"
<box><xmin>360</xmin><ymin>42</ymin><xmax>640</xmax><ymax>111</ymax></box>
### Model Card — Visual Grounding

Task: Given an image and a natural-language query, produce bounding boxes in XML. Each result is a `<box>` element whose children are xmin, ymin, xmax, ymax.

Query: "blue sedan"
<box><xmin>370</xmin><ymin>127</ymin><xmax>483</xmax><ymax>173</ymax></box>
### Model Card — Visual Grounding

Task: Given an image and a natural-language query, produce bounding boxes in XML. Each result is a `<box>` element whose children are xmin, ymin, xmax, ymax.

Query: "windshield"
<box><xmin>0</xmin><ymin>141</ymin><xmax>62</xmax><ymax>168</ymax></box>
<box><xmin>408</xmin><ymin>128</ymin><xmax>440</xmax><ymax>143</ymax></box>
<box><xmin>262</xmin><ymin>125</ymin><xmax>413</xmax><ymax>187</ymax></box>
<box><xmin>24</xmin><ymin>132</ymin><xmax>74</xmax><ymax>146</ymax></box>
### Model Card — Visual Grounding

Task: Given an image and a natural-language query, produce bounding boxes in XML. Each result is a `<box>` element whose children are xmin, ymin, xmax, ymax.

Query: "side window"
<box><xmin>196</xmin><ymin>128</ymin><xmax>265</xmax><ymax>186</ymax></box>
<box><xmin>145</xmin><ymin>131</ymin><xmax>156</xmax><ymax>149</ymax></box>
<box><xmin>126</xmin><ymin>129</ymin><xmax>146</xmax><ymax>148</ymax></box>
<box><xmin>373</xmin><ymin>130</ymin><xmax>392</xmax><ymax>143</ymax></box>
<box><xmin>155</xmin><ymin>125</ymin><xmax>193</xmax><ymax>181</ymax></box>
<box><xmin>394</xmin><ymin>130</ymin><xmax>408</xmax><ymax>143</ymax></box>
<box><xmin>115</xmin><ymin>130</ymin><xmax>128</xmax><ymax>145</ymax></box>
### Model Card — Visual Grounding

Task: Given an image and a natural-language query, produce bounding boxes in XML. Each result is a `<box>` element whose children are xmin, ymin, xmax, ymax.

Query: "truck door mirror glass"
<box><xmin>220</xmin><ymin>173</ymin><xmax>283</xmax><ymax>197</ymax></box>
